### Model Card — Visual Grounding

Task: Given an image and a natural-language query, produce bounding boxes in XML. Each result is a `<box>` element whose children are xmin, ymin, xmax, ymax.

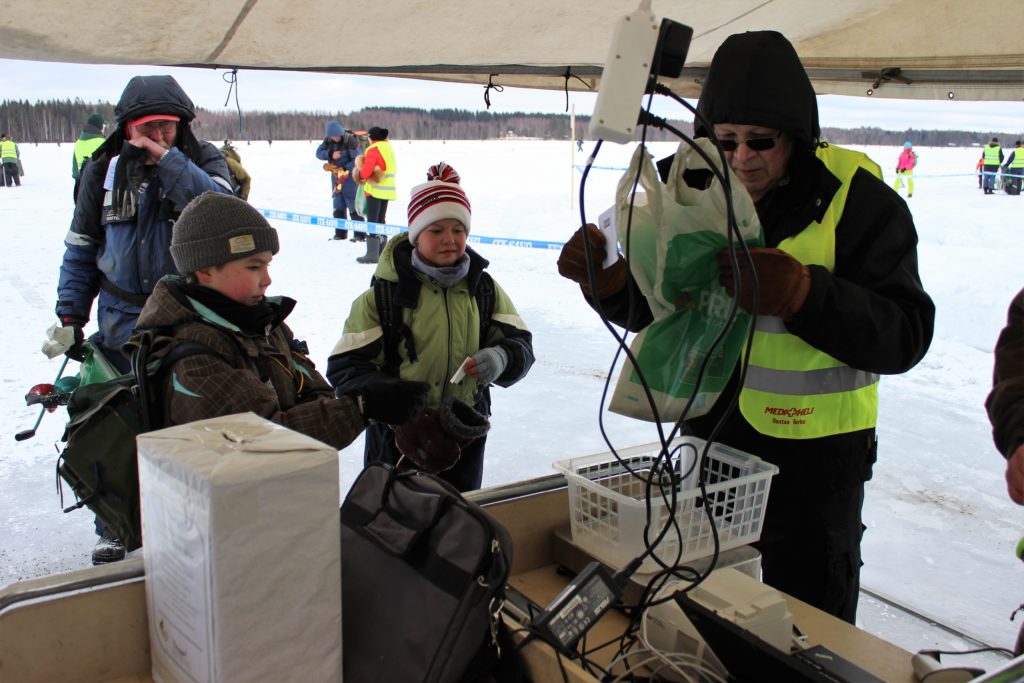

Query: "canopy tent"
<box><xmin>1</xmin><ymin>0</ymin><xmax>1022</xmax><ymax>101</ymax></box>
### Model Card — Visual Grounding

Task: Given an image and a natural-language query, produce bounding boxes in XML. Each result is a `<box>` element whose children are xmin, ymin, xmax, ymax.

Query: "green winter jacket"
<box><xmin>326</xmin><ymin>232</ymin><xmax>534</xmax><ymax>411</ymax></box>
<box><xmin>128</xmin><ymin>275</ymin><xmax>366</xmax><ymax>451</ymax></box>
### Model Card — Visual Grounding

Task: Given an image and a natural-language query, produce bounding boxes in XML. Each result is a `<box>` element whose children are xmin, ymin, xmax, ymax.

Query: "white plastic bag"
<box><xmin>609</xmin><ymin>139</ymin><xmax>763</xmax><ymax>422</ymax></box>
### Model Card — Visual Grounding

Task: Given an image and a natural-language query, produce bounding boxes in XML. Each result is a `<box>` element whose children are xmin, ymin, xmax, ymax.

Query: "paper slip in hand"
<box><xmin>597</xmin><ymin>205</ymin><xmax>619</xmax><ymax>269</ymax></box>
<box><xmin>450</xmin><ymin>357</ymin><xmax>472</xmax><ymax>384</ymax></box>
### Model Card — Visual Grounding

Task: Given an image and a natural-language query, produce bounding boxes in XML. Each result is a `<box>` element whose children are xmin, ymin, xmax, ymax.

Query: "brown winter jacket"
<box><xmin>987</xmin><ymin>287</ymin><xmax>1024</xmax><ymax>459</ymax></box>
<box><xmin>129</xmin><ymin>275</ymin><xmax>365</xmax><ymax>450</ymax></box>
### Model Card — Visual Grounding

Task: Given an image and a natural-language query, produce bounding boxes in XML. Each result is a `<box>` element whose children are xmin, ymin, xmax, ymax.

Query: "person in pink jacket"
<box><xmin>893</xmin><ymin>140</ymin><xmax>917</xmax><ymax>197</ymax></box>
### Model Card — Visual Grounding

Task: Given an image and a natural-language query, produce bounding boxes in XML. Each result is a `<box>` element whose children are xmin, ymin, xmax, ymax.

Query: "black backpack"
<box><xmin>373</xmin><ymin>271</ymin><xmax>495</xmax><ymax>375</ymax></box>
<box><xmin>57</xmin><ymin>331</ymin><xmax>215</xmax><ymax>551</ymax></box>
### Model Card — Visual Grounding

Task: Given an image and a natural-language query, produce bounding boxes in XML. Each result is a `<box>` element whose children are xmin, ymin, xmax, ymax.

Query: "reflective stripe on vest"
<box><xmin>365</xmin><ymin>140</ymin><xmax>397</xmax><ymax>200</ymax></box>
<box><xmin>739</xmin><ymin>144</ymin><xmax>881</xmax><ymax>439</ymax></box>
<box><xmin>983</xmin><ymin>145</ymin><xmax>1002</xmax><ymax>165</ymax></box>
<box><xmin>0</xmin><ymin>139</ymin><xmax>17</xmax><ymax>160</ymax></box>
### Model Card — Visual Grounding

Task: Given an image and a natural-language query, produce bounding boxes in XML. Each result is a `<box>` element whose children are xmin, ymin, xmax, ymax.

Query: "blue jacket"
<box><xmin>315</xmin><ymin>133</ymin><xmax>362</xmax><ymax>206</ymax></box>
<box><xmin>57</xmin><ymin>144</ymin><xmax>231</xmax><ymax>366</ymax></box>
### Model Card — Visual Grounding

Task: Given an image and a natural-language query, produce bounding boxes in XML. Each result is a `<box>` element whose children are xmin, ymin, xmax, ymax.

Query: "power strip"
<box><xmin>590</xmin><ymin>9</ymin><xmax>693</xmax><ymax>143</ymax></box>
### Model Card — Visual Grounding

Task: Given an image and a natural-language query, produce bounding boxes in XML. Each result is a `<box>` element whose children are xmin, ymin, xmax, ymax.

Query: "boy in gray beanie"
<box><xmin>129</xmin><ymin>191</ymin><xmax>429</xmax><ymax>451</ymax></box>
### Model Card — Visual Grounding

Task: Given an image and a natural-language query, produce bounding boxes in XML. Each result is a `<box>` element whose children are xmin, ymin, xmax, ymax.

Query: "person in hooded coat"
<box><xmin>52</xmin><ymin>75</ymin><xmax>232</xmax><ymax>565</ymax></box>
<box><xmin>315</xmin><ymin>120</ymin><xmax>364</xmax><ymax>240</ymax></box>
<box><xmin>557</xmin><ymin>31</ymin><xmax>934</xmax><ymax>623</ymax></box>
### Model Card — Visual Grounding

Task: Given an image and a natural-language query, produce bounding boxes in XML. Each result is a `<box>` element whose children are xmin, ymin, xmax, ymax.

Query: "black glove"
<box><xmin>60</xmin><ymin>316</ymin><xmax>86</xmax><ymax>362</ymax></box>
<box><xmin>557</xmin><ymin>224</ymin><xmax>627</xmax><ymax>298</ymax></box>
<box><xmin>354</xmin><ymin>377</ymin><xmax>430</xmax><ymax>425</ymax></box>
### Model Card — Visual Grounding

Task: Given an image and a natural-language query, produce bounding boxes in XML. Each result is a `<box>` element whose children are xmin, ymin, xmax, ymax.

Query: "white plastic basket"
<box><xmin>553</xmin><ymin>436</ymin><xmax>778</xmax><ymax>574</ymax></box>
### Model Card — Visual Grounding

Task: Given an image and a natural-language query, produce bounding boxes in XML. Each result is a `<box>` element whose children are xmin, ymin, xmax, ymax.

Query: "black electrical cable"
<box><xmin>221</xmin><ymin>69</ymin><xmax>244</xmax><ymax>139</ymax></box>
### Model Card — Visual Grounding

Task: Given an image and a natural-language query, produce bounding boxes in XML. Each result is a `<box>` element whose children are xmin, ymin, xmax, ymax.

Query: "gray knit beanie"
<box><xmin>170</xmin><ymin>192</ymin><xmax>279</xmax><ymax>273</ymax></box>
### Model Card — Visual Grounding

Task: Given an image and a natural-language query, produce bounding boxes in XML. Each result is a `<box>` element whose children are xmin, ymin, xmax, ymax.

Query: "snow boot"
<box><xmin>91</xmin><ymin>529</ymin><xmax>126</xmax><ymax>565</ymax></box>
<box><xmin>357</xmin><ymin>235</ymin><xmax>384</xmax><ymax>264</ymax></box>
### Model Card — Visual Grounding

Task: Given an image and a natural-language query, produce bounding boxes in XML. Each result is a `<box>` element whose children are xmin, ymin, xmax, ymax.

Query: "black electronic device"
<box><xmin>674</xmin><ymin>592</ymin><xmax>885</xmax><ymax>683</ymax></box>
<box><xmin>501</xmin><ymin>583</ymin><xmax>543</xmax><ymax>626</ymax></box>
<box><xmin>531</xmin><ymin>562</ymin><xmax>622</xmax><ymax>653</ymax></box>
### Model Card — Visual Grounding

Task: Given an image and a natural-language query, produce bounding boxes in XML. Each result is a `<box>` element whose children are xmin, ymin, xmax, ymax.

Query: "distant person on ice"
<box><xmin>558</xmin><ymin>30</ymin><xmax>934</xmax><ymax>624</ymax></box>
<box><xmin>353</xmin><ymin>126</ymin><xmax>397</xmax><ymax>264</ymax></box>
<box><xmin>51</xmin><ymin>74</ymin><xmax>232</xmax><ymax>565</ymax></box>
<box><xmin>72</xmin><ymin>114</ymin><xmax>107</xmax><ymax>181</ymax></box>
<box><xmin>315</xmin><ymin>120</ymin><xmax>364</xmax><ymax>240</ymax></box>
<box><xmin>892</xmin><ymin>140</ymin><xmax>917</xmax><ymax>197</ymax></box>
<box><xmin>1000</xmin><ymin>140</ymin><xmax>1024</xmax><ymax>196</ymax></box>
<box><xmin>0</xmin><ymin>133</ymin><xmax>22</xmax><ymax>187</ymax></box>
<box><xmin>327</xmin><ymin>162</ymin><xmax>535</xmax><ymax>492</ymax></box>
<box><xmin>981</xmin><ymin>137</ymin><xmax>1003</xmax><ymax>194</ymax></box>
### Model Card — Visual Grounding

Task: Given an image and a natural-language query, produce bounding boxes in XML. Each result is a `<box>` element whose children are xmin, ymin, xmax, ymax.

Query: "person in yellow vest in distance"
<box><xmin>981</xmin><ymin>137</ymin><xmax>1004</xmax><ymax>194</ymax></box>
<box><xmin>72</xmin><ymin>114</ymin><xmax>106</xmax><ymax>180</ymax></box>
<box><xmin>1000</xmin><ymin>140</ymin><xmax>1024</xmax><ymax>196</ymax></box>
<box><xmin>0</xmin><ymin>133</ymin><xmax>21</xmax><ymax>187</ymax></box>
<box><xmin>557</xmin><ymin>30</ymin><xmax>935</xmax><ymax>624</ymax></box>
<box><xmin>893</xmin><ymin>140</ymin><xmax>917</xmax><ymax>198</ymax></box>
<box><xmin>354</xmin><ymin>126</ymin><xmax>397</xmax><ymax>264</ymax></box>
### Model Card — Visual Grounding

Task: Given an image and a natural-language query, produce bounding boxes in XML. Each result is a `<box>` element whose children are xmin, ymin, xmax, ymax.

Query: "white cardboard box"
<box><xmin>137</xmin><ymin>412</ymin><xmax>341</xmax><ymax>683</ymax></box>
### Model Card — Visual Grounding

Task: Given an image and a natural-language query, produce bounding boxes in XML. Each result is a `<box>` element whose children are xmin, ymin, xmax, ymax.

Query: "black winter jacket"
<box><xmin>600</xmin><ymin>148</ymin><xmax>934</xmax><ymax>477</ymax></box>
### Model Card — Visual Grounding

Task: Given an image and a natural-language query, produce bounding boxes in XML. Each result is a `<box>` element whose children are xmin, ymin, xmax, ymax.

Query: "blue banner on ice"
<box><xmin>257</xmin><ymin>208</ymin><xmax>566</xmax><ymax>251</ymax></box>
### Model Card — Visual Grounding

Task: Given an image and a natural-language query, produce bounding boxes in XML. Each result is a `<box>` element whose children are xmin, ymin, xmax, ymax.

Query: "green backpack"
<box><xmin>57</xmin><ymin>331</ymin><xmax>215</xmax><ymax>551</ymax></box>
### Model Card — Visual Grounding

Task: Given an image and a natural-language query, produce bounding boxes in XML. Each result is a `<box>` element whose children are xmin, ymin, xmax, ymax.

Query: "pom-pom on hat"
<box><xmin>171</xmin><ymin>192</ymin><xmax>279</xmax><ymax>273</ymax></box>
<box><xmin>407</xmin><ymin>162</ymin><xmax>471</xmax><ymax>244</ymax></box>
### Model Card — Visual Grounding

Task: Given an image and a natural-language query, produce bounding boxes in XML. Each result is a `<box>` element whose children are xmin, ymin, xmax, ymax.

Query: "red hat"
<box><xmin>129</xmin><ymin>113</ymin><xmax>181</xmax><ymax>127</ymax></box>
<box><xmin>407</xmin><ymin>162</ymin><xmax>471</xmax><ymax>244</ymax></box>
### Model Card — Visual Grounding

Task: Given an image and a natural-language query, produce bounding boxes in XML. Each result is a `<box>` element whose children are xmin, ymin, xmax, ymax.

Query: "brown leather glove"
<box><xmin>557</xmin><ymin>224</ymin><xmax>627</xmax><ymax>298</ymax></box>
<box><xmin>393</xmin><ymin>408</ymin><xmax>462</xmax><ymax>474</ymax></box>
<box><xmin>716</xmin><ymin>247</ymin><xmax>811</xmax><ymax>320</ymax></box>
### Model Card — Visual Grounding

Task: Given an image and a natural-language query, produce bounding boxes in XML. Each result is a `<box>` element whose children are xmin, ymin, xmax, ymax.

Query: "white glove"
<box><xmin>41</xmin><ymin>323</ymin><xmax>77</xmax><ymax>359</ymax></box>
<box><xmin>470</xmin><ymin>346</ymin><xmax>509</xmax><ymax>385</ymax></box>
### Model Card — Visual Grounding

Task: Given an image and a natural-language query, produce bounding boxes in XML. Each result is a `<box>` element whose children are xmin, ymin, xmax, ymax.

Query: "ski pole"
<box><xmin>15</xmin><ymin>356</ymin><xmax>70</xmax><ymax>442</ymax></box>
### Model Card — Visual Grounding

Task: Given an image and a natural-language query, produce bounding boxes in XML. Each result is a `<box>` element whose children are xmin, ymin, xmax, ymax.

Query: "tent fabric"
<box><xmin>1</xmin><ymin>0</ymin><xmax>1021</xmax><ymax>100</ymax></box>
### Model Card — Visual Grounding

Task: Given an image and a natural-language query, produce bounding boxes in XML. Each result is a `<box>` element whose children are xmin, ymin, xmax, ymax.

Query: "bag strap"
<box><xmin>373</xmin><ymin>276</ymin><xmax>417</xmax><ymax>374</ymax></box>
<box><xmin>475</xmin><ymin>271</ymin><xmax>495</xmax><ymax>345</ymax></box>
<box><xmin>131</xmin><ymin>331</ymin><xmax>223</xmax><ymax>432</ymax></box>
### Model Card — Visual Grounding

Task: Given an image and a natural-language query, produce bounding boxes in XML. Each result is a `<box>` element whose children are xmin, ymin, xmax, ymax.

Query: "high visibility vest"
<box><xmin>73</xmin><ymin>136</ymin><xmax>105</xmax><ymax>178</ymax></box>
<box><xmin>739</xmin><ymin>144</ymin><xmax>882</xmax><ymax>439</ymax></box>
<box><xmin>0</xmin><ymin>139</ymin><xmax>17</xmax><ymax>160</ymax></box>
<box><xmin>983</xmin><ymin>145</ymin><xmax>1002</xmax><ymax>165</ymax></box>
<box><xmin>364</xmin><ymin>140</ymin><xmax>397</xmax><ymax>200</ymax></box>
<box><xmin>1010</xmin><ymin>148</ymin><xmax>1024</xmax><ymax>169</ymax></box>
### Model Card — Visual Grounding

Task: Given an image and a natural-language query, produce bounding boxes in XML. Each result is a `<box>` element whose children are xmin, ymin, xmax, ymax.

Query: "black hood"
<box><xmin>114</xmin><ymin>75</ymin><xmax>196</xmax><ymax>125</ymax></box>
<box><xmin>694</xmin><ymin>31</ymin><xmax>820</xmax><ymax>149</ymax></box>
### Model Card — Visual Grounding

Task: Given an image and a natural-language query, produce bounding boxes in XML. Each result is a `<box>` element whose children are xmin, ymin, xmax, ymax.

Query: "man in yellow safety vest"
<box><xmin>557</xmin><ymin>30</ymin><xmax>934</xmax><ymax>624</ymax></box>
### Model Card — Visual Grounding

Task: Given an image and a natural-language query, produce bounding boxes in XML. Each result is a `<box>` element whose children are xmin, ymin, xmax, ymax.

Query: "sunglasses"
<box><xmin>716</xmin><ymin>132</ymin><xmax>782</xmax><ymax>152</ymax></box>
<box><xmin>134</xmin><ymin>120</ymin><xmax>177</xmax><ymax>134</ymax></box>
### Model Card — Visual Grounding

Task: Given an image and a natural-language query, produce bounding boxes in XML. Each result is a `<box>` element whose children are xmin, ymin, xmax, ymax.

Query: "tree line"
<box><xmin>0</xmin><ymin>99</ymin><xmax>1018</xmax><ymax>147</ymax></box>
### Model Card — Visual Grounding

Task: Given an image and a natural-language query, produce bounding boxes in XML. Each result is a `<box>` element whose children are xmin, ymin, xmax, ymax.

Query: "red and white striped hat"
<box><xmin>407</xmin><ymin>162</ymin><xmax>471</xmax><ymax>244</ymax></box>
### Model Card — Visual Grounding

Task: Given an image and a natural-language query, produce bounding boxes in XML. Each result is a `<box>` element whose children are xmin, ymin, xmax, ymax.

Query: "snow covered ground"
<box><xmin>2</xmin><ymin>139</ymin><xmax>1022</xmax><ymax>663</ymax></box>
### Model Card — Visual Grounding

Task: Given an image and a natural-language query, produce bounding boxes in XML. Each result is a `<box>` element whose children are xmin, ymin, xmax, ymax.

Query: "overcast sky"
<box><xmin>2</xmin><ymin>58</ymin><xmax>1022</xmax><ymax>136</ymax></box>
